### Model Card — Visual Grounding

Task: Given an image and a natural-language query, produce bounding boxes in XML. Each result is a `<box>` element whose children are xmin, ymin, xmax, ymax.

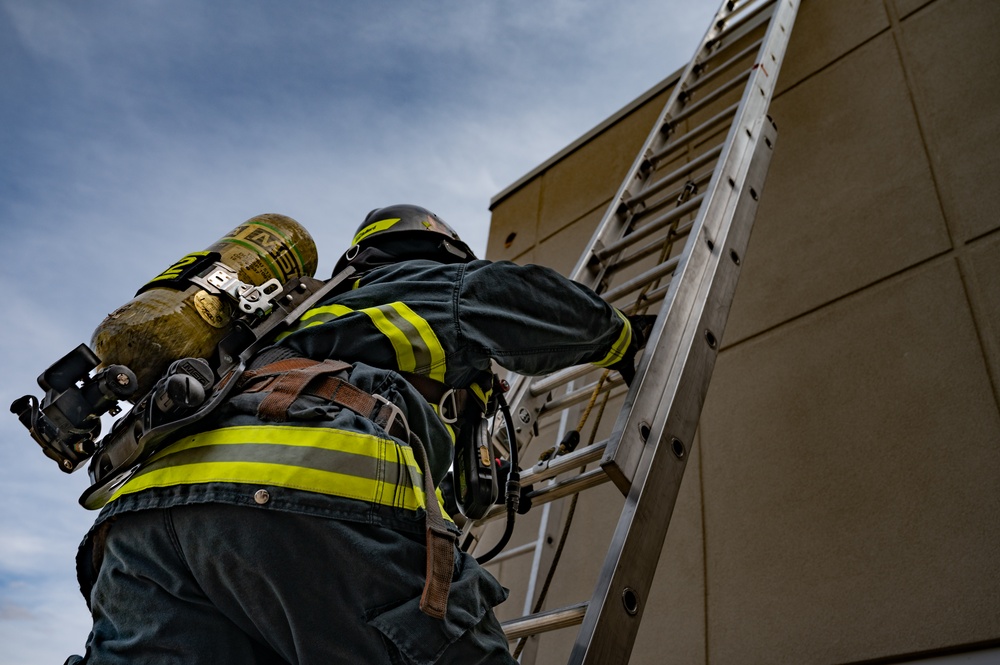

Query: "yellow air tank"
<box><xmin>90</xmin><ymin>214</ymin><xmax>318</xmax><ymax>395</ymax></box>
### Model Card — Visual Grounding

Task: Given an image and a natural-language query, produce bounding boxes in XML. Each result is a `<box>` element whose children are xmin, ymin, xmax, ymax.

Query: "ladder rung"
<box><xmin>692</xmin><ymin>38</ymin><xmax>764</xmax><ymax>93</ymax></box>
<box><xmin>630</xmin><ymin>282</ymin><xmax>670</xmax><ymax>313</ymax></box>
<box><xmin>481</xmin><ymin>466</ymin><xmax>612</xmax><ymax>522</ymax></box>
<box><xmin>712</xmin><ymin>0</ymin><xmax>774</xmax><ymax>45</ymax></box>
<box><xmin>482</xmin><ymin>540</ymin><xmax>539</xmax><ymax>565</ymax></box>
<box><xmin>668</xmin><ymin>67</ymin><xmax>751</xmax><ymax>127</ymax></box>
<box><xmin>597</xmin><ymin>194</ymin><xmax>705</xmax><ymax>260</ymax></box>
<box><xmin>623</xmin><ymin>170</ymin><xmax>715</xmax><ymax>236</ymax></box>
<box><xmin>634</xmin><ymin>142</ymin><xmax>724</xmax><ymax>209</ymax></box>
<box><xmin>526</xmin><ymin>440</ymin><xmax>608</xmax><ymax>485</ymax></box>
<box><xmin>656</xmin><ymin>101</ymin><xmax>739</xmax><ymax>161</ymax></box>
<box><xmin>502</xmin><ymin>602</ymin><xmax>589</xmax><ymax>641</ymax></box>
<box><xmin>613</xmin><ymin>220</ymin><xmax>694</xmax><ymax>275</ymax></box>
<box><xmin>542</xmin><ymin>382</ymin><xmax>627</xmax><ymax>415</ymax></box>
<box><xmin>602</xmin><ymin>256</ymin><xmax>682</xmax><ymax>305</ymax></box>
<box><xmin>530</xmin><ymin>364</ymin><xmax>601</xmax><ymax>397</ymax></box>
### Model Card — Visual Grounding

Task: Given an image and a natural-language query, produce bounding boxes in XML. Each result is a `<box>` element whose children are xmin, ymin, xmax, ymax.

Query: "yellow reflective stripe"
<box><xmin>299</xmin><ymin>304</ymin><xmax>354</xmax><ymax>322</ymax></box>
<box><xmin>353</xmin><ymin>217</ymin><xmax>401</xmax><ymax>245</ymax></box>
<box><xmin>276</xmin><ymin>304</ymin><xmax>354</xmax><ymax>341</ymax></box>
<box><xmin>593</xmin><ymin>311</ymin><xmax>632</xmax><ymax>367</ymax></box>
<box><xmin>470</xmin><ymin>381</ymin><xmax>490</xmax><ymax>407</ymax></box>
<box><xmin>114</xmin><ymin>461</ymin><xmax>424</xmax><ymax>510</ymax></box>
<box><xmin>272</xmin><ymin>300</ymin><xmax>445</xmax><ymax>382</ymax></box>
<box><xmin>389</xmin><ymin>302</ymin><xmax>447</xmax><ymax>382</ymax></box>
<box><xmin>361</xmin><ymin>305</ymin><xmax>416</xmax><ymax>372</ymax></box>
<box><xmin>108</xmin><ymin>426</ymin><xmax>454</xmax><ymax>520</ymax></box>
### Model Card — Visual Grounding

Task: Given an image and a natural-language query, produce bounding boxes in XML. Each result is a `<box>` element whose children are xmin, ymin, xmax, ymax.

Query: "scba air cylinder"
<box><xmin>91</xmin><ymin>213</ymin><xmax>318</xmax><ymax>395</ymax></box>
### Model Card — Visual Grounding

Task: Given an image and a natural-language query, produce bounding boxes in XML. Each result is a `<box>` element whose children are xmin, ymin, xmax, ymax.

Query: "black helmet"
<box><xmin>334</xmin><ymin>204</ymin><xmax>476</xmax><ymax>274</ymax></box>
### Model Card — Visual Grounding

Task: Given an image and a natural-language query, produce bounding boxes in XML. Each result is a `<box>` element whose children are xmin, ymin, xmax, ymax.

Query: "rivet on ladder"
<box><xmin>622</xmin><ymin>588</ymin><xmax>640</xmax><ymax>616</ymax></box>
<box><xmin>638</xmin><ymin>422</ymin><xmax>651</xmax><ymax>441</ymax></box>
<box><xmin>671</xmin><ymin>438</ymin><xmax>686</xmax><ymax>460</ymax></box>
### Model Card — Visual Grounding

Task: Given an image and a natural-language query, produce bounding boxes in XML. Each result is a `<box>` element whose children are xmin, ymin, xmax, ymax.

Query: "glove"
<box><xmin>610</xmin><ymin>314</ymin><xmax>656</xmax><ymax>386</ymax></box>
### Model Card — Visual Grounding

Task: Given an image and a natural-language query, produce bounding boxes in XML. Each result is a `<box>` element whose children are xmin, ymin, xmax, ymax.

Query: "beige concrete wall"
<box><xmin>484</xmin><ymin>0</ymin><xmax>1000</xmax><ymax>663</ymax></box>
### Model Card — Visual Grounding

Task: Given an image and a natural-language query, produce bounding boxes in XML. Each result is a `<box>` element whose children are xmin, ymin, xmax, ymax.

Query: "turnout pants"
<box><xmin>67</xmin><ymin>504</ymin><xmax>515</xmax><ymax>665</ymax></box>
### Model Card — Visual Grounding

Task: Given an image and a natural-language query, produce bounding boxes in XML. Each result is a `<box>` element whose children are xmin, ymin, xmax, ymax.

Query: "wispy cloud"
<box><xmin>0</xmin><ymin>0</ymin><xmax>708</xmax><ymax>661</ymax></box>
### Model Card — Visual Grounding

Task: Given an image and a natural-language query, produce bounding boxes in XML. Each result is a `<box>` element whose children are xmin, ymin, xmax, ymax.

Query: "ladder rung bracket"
<box><xmin>628</xmin><ymin>283</ymin><xmax>670</xmax><ymax>313</ymax></box>
<box><xmin>618</xmin><ymin>170</ymin><xmax>713</xmax><ymax>238</ymax></box>
<box><xmin>502</xmin><ymin>602</ymin><xmax>589</xmax><ymax>641</ymax></box>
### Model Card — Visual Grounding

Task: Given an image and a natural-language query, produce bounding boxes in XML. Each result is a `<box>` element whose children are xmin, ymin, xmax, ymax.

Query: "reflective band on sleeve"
<box><xmin>276</xmin><ymin>300</ymin><xmax>447</xmax><ymax>380</ymax></box>
<box><xmin>352</xmin><ymin>218</ymin><xmax>401</xmax><ymax>245</ymax></box>
<box><xmin>360</xmin><ymin>302</ymin><xmax>447</xmax><ymax>381</ymax></box>
<box><xmin>593</xmin><ymin>310</ymin><xmax>633</xmax><ymax>367</ymax></box>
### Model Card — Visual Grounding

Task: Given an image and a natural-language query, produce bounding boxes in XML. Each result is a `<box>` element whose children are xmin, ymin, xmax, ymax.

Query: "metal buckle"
<box><xmin>438</xmin><ymin>389</ymin><xmax>459</xmax><ymax>425</ymax></box>
<box><xmin>373</xmin><ymin>394</ymin><xmax>410</xmax><ymax>441</ymax></box>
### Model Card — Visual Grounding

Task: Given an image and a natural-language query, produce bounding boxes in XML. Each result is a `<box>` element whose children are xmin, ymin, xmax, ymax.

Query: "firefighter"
<box><xmin>67</xmin><ymin>205</ymin><xmax>644</xmax><ymax>664</ymax></box>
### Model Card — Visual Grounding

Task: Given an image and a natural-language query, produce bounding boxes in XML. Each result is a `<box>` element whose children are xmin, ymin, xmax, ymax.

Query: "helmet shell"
<box><xmin>351</xmin><ymin>204</ymin><xmax>475</xmax><ymax>260</ymax></box>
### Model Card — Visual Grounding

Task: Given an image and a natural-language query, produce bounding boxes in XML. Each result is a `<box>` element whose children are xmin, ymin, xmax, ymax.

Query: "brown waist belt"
<box><xmin>236</xmin><ymin>357</ymin><xmax>457</xmax><ymax>620</ymax></box>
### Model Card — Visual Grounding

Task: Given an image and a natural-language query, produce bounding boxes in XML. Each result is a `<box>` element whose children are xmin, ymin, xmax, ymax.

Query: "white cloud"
<box><xmin>0</xmin><ymin>0</ymin><xmax>712</xmax><ymax>661</ymax></box>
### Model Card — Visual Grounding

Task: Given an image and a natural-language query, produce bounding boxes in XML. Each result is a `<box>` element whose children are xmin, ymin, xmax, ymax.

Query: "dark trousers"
<box><xmin>67</xmin><ymin>504</ymin><xmax>515</xmax><ymax>664</ymax></box>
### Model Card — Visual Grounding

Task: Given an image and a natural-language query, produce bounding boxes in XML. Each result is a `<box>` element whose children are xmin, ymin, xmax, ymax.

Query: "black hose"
<box><xmin>475</xmin><ymin>391</ymin><xmax>520</xmax><ymax>565</ymax></box>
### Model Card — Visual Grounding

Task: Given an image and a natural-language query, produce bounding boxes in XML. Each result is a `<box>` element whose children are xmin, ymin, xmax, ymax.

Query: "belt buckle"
<box><xmin>373</xmin><ymin>394</ymin><xmax>410</xmax><ymax>441</ymax></box>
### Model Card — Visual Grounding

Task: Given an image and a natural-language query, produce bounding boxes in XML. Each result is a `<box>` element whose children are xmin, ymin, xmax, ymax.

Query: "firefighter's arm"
<box><xmin>457</xmin><ymin>261</ymin><xmax>653</xmax><ymax>377</ymax></box>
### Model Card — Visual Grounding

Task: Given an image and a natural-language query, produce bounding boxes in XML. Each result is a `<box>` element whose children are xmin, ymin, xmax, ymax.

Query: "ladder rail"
<box><xmin>461</xmin><ymin>2</ymin><xmax>798</xmax><ymax>662</ymax></box>
<box><xmin>486</xmin><ymin>0</ymin><xmax>763</xmax><ymax>464</ymax></box>
<box><xmin>571</xmin><ymin>1</ymin><xmax>799</xmax><ymax>661</ymax></box>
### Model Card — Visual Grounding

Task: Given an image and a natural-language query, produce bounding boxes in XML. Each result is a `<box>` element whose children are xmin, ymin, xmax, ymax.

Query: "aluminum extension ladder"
<box><xmin>462</xmin><ymin>1</ymin><xmax>800</xmax><ymax>662</ymax></box>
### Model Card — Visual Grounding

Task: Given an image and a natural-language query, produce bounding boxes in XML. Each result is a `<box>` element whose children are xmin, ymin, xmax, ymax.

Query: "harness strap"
<box><xmin>238</xmin><ymin>357</ymin><xmax>457</xmax><ymax>618</ymax></box>
<box><xmin>408</xmin><ymin>429</ymin><xmax>457</xmax><ymax>619</ymax></box>
<box><xmin>240</xmin><ymin>359</ymin><xmax>409</xmax><ymax>441</ymax></box>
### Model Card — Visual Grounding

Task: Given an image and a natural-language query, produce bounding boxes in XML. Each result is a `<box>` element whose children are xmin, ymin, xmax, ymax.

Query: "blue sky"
<box><xmin>0</xmin><ymin>1</ymin><xmax>708</xmax><ymax>661</ymax></box>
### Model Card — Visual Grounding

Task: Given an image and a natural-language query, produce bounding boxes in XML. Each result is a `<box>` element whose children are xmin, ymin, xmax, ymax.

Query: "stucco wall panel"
<box><xmin>724</xmin><ymin>32</ymin><xmax>951</xmax><ymax>345</ymax></box>
<box><xmin>699</xmin><ymin>259</ymin><xmax>1000</xmax><ymax>664</ymax></box>
<box><xmin>776</xmin><ymin>0</ymin><xmax>889</xmax><ymax>95</ymax></box>
<box><xmin>896</xmin><ymin>0</ymin><xmax>1000</xmax><ymax>242</ymax></box>
<box><xmin>486</xmin><ymin>177</ymin><xmax>540</xmax><ymax>263</ymax></box>
<box><xmin>537</xmin><ymin>92</ymin><xmax>669</xmax><ymax>242</ymax></box>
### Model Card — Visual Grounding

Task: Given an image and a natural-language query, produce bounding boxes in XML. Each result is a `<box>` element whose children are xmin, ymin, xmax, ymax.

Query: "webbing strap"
<box><xmin>242</xmin><ymin>359</ymin><xmax>351</xmax><ymax>421</ymax></box>
<box><xmin>409</xmin><ymin>430</ymin><xmax>457</xmax><ymax>619</ymax></box>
